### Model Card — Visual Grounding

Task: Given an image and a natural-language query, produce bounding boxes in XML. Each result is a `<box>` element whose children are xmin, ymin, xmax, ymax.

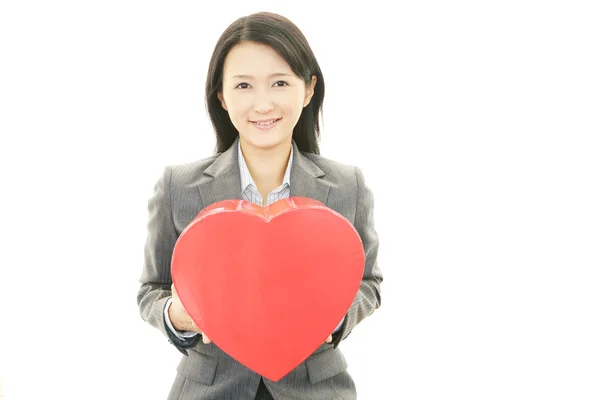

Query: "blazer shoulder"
<box><xmin>301</xmin><ymin>152</ymin><xmax>361</xmax><ymax>185</ymax></box>
<box><xmin>166</xmin><ymin>153</ymin><xmax>221</xmax><ymax>186</ymax></box>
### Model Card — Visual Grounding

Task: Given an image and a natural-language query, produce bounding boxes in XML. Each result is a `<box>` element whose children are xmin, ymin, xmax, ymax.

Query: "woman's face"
<box><xmin>218</xmin><ymin>42</ymin><xmax>316</xmax><ymax>152</ymax></box>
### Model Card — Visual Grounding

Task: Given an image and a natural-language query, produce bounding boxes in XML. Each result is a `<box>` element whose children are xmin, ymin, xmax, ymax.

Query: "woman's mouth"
<box><xmin>250</xmin><ymin>118</ymin><xmax>282</xmax><ymax>131</ymax></box>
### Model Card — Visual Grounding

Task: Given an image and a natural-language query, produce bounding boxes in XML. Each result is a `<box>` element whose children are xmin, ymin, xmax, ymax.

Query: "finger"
<box><xmin>170</xmin><ymin>283</ymin><xmax>178</xmax><ymax>299</ymax></box>
<box><xmin>325</xmin><ymin>334</ymin><xmax>333</xmax><ymax>343</ymax></box>
<box><xmin>202</xmin><ymin>334</ymin><xmax>211</xmax><ymax>344</ymax></box>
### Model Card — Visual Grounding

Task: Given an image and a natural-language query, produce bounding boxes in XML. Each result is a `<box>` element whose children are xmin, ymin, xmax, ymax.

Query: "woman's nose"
<box><xmin>254</xmin><ymin>90</ymin><xmax>275</xmax><ymax>114</ymax></box>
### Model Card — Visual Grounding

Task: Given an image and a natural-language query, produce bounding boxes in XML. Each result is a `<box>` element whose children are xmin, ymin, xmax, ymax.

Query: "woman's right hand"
<box><xmin>168</xmin><ymin>283</ymin><xmax>212</xmax><ymax>344</ymax></box>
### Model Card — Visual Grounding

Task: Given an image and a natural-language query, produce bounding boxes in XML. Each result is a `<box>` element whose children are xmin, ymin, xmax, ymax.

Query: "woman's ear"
<box><xmin>303</xmin><ymin>75</ymin><xmax>317</xmax><ymax>107</ymax></box>
<box><xmin>217</xmin><ymin>92</ymin><xmax>228</xmax><ymax>111</ymax></box>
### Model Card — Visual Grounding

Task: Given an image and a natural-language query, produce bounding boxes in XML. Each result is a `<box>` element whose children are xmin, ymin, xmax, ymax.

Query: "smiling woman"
<box><xmin>205</xmin><ymin>13</ymin><xmax>325</xmax><ymax>158</ymax></box>
<box><xmin>216</xmin><ymin>42</ymin><xmax>317</xmax><ymax>158</ymax></box>
<box><xmin>137</xmin><ymin>11</ymin><xmax>382</xmax><ymax>400</ymax></box>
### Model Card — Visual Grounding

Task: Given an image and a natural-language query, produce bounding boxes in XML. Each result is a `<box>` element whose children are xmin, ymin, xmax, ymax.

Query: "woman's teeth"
<box><xmin>254</xmin><ymin>119</ymin><xmax>279</xmax><ymax>126</ymax></box>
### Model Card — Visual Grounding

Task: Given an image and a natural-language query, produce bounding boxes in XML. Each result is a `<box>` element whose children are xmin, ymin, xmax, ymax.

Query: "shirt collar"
<box><xmin>238</xmin><ymin>138</ymin><xmax>293</xmax><ymax>192</ymax></box>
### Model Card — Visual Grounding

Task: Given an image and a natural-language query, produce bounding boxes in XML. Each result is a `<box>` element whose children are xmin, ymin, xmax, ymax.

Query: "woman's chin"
<box><xmin>241</xmin><ymin>133</ymin><xmax>291</xmax><ymax>150</ymax></box>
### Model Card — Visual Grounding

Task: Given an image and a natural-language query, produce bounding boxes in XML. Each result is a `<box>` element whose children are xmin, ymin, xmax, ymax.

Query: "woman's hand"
<box><xmin>168</xmin><ymin>283</ymin><xmax>212</xmax><ymax>344</ymax></box>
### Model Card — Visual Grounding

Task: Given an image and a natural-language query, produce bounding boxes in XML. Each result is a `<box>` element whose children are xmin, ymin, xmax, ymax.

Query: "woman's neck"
<box><xmin>239</xmin><ymin>138</ymin><xmax>292</xmax><ymax>189</ymax></box>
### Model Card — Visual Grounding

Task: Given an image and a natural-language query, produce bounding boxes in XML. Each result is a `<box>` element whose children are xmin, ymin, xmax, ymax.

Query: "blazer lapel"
<box><xmin>289</xmin><ymin>141</ymin><xmax>331</xmax><ymax>206</ymax></box>
<box><xmin>198</xmin><ymin>138</ymin><xmax>332</xmax><ymax>208</ymax></box>
<box><xmin>197</xmin><ymin>139</ymin><xmax>243</xmax><ymax>207</ymax></box>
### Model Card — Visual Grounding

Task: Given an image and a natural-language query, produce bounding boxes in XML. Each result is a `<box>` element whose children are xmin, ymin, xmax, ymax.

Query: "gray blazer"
<box><xmin>137</xmin><ymin>139</ymin><xmax>383</xmax><ymax>400</ymax></box>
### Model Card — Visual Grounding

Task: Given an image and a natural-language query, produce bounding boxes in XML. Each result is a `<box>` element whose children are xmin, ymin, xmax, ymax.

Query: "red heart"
<box><xmin>171</xmin><ymin>197</ymin><xmax>364</xmax><ymax>381</ymax></box>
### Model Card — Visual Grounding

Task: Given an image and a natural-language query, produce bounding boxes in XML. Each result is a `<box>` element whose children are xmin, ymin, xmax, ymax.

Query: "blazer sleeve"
<box><xmin>332</xmin><ymin>167</ymin><xmax>383</xmax><ymax>347</ymax></box>
<box><xmin>137</xmin><ymin>166</ymin><xmax>200</xmax><ymax>354</ymax></box>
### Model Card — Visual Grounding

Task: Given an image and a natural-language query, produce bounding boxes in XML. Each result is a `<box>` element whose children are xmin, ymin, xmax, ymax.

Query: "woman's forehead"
<box><xmin>223</xmin><ymin>43</ymin><xmax>293</xmax><ymax>78</ymax></box>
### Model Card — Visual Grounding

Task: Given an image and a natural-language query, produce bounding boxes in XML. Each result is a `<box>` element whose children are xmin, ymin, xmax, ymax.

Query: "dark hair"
<box><xmin>205</xmin><ymin>12</ymin><xmax>325</xmax><ymax>155</ymax></box>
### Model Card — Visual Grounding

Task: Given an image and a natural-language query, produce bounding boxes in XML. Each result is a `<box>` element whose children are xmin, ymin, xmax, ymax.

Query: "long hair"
<box><xmin>205</xmin><ymin>12</ymin><xmax>325</xmax><ymax>154</ymax></box>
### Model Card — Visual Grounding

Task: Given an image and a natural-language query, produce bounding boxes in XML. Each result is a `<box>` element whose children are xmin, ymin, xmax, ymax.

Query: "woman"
<box><xmin>137</xmin><ymin>11</ymin><xmax>383</xmax><ymax>400</ymax></box>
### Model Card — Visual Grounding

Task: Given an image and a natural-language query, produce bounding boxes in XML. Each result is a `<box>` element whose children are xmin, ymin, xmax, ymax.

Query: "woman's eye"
<box><xmin>235</xmin><ymin>81</ymin><xmax>288</xmax><ymax>89</ymax></box>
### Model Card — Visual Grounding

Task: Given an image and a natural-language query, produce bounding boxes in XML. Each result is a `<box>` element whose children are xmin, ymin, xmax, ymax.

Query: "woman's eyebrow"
<box><xmin>231</xmin><ymin>73</ymin><xmax>293</xmax><ymax>79</ymax></box>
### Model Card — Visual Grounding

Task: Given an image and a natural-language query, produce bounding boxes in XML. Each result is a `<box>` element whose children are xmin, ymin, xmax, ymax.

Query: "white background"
<box><xmin>1</xmin><ymin>1</ymin><xmax>599</xmax><ymax>399</ymax></box>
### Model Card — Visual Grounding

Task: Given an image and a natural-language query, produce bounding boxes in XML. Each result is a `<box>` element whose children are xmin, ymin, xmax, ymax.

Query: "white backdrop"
<box><xmin>1</xmin><ymin>1</ymin><xmax>599</xmax><ymax>399</ymax></box>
